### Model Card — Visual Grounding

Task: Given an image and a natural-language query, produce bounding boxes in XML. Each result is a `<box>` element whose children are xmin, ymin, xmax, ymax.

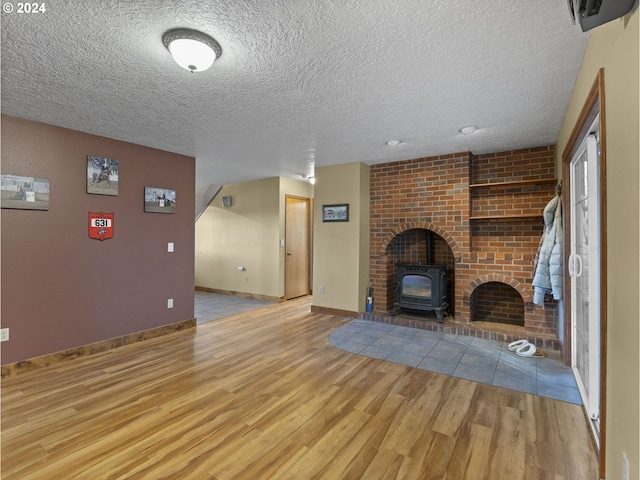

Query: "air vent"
<box><xmin>568</xmin><ymin>0</ymin><xmax>635</xmax><ymax>31</ymax></box>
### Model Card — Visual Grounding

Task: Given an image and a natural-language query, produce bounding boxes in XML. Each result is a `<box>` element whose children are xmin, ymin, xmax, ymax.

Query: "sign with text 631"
<box><xmin>88</xmin><ymin>212</ymin><xmax>114</xmax><ymax>240</ymax></box>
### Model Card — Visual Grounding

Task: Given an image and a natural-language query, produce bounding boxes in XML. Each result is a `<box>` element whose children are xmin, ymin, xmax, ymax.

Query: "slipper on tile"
<box><xmin>508</xmin><ymin>339</ymin><xmax>529</xmax><ymax>351</ymax></box>
<box><xmin>515</xmin><ymin>343</ymin><xmax>546</xmax><ymax>358</ymax></box>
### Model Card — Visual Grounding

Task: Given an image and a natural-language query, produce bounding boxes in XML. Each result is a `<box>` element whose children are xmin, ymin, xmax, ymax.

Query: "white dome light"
<box><xmin>459</xmin><ymin>126</ymin><xmax>478</xmax><ymax>135</ymax></box>
<box><xmin>163</xmin><ymin>28</ymin><xmax>222</xmax><ymax>73</ymax></box>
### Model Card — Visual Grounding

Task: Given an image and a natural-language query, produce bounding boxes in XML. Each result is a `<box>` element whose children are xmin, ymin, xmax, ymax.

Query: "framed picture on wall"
<box><xmin>87</xmin><ymin>156</ymin><xmax>119</xmax><ymax>196</ymax></box>
<box><xmin>144</xmin><ymin>187</ymin><xmax>176</xmax><ymax>213</ymax></box>
<box><xmin>1</xmin><ymin>174</ymin><xmax>50</xmax><ymax>210</ymax></box>
<box><xmin>322</xmin><ymin>203</ymin><xmax>349</xmax><ymax>222</ymax></box>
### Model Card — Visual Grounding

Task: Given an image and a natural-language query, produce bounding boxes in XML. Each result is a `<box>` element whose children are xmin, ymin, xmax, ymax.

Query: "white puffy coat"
<box><xmin>532</xmin><ymin>195</ymin><xmax>563</xmax><ymax>305</ymax></box>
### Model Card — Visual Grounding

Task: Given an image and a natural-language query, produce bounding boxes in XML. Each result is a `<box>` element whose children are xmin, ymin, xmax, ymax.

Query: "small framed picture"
<box><xmin>1</xmin><ymin>174</ymin><xmax>50</xmax><ymax>210</ymax></box>
<box><xmin>87</xmin><ymin>156</ymin><xmax>118</xmax><ymax>195</ymax></box>
<box><xmin>322</xmin><ymin>204</ymin><xmax>349</xmax><ymax>222</ymax></box>
<box><xmin>144</xmin><ymin>187</ymin><xmax>176</xmax><ymax>213</ymax></box>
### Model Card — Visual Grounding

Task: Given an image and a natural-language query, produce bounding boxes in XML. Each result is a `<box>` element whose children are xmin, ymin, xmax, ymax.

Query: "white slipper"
<box><xmin>515</xmin><ymin>343</ymin><xmax>546</xmax><ymax>358</ymax></box>
<box><xmin>515</xmin><ymin>343</ymin><xmax>536</xmax><ymax>357</ymax></box>
<box><xmin>508</xmin><ymin>339</ymin><xmax>529</xmax><ymax>351</ymax></box>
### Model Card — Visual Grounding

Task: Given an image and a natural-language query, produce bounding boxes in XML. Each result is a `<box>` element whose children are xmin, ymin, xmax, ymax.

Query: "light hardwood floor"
<box><xmin>1</xmin><ymin>297</ymin><xmax>599</xmax><ymax>479</ymax></box>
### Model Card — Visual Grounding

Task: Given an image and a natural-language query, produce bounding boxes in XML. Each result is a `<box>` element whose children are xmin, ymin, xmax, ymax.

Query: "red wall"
<box><xmin>1</xmin><ymin>116</ymin><xmax>195</xmax><ymax>364</ymax></box>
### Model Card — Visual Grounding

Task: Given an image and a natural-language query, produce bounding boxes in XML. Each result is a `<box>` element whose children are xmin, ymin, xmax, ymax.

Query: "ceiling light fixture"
<box><xmin>386</xmin><ymin>140</ymin><xmax>401</xmax><ymax>147</ymax></box>
<box><xmin>301</xmin><ymin>174</ymin><xmax>316</xmax><ymax>185</ymax></box>
<box><xmin>459</xmin><ymin>126</ymin><xmax>477</xmax><ymax>135</ymax></box>
<box><xmin>162</xmin><ymin>28</ymin><xmax>222</xmax><ymax>73</ymax></box>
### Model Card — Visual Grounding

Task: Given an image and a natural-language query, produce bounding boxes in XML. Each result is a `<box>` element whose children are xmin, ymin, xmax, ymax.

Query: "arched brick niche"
<box><xmin>470</xmin><ymin>281</ymin><xmax>525</xmax><ymax>326</ymax></box>
<box><xmin>463</xmin><ymin>274</ymin><xmax>533</xmax><ymax>304</ymax></box>
<box><xmin>374</xmin><ymin>223</ymin><xmax>460</xmax><ymax>315</ymax></box>
<box><xmin>462</xmin><ymin>275</ymin><xmax>555</xmax><ymax>335</ymax></box>
<box><xmin>379</xmin><ymin>222</ymin><xmax>462</xmax><ymax>262</ymax></box>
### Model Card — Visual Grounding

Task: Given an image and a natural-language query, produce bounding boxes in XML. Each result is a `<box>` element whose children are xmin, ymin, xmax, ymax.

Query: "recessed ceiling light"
<box><xmin>386</xmin><ymin>140</ymin><xmax>401</xmax><ymax>147</ymax></box>
<box><xmin>459</xmin><ymin>126</ymin><xmax>477</xmax><ymax>135</ymax></box>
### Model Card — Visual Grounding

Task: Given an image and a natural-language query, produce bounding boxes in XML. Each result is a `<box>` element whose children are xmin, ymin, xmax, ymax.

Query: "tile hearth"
<box><xmin>330</xmin><ymin>319</ymin><xmax>580</xmax><ymax>404</ymax></box>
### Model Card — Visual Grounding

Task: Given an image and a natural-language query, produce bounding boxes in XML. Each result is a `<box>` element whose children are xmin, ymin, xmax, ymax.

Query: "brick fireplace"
<box><xmin>363</xmin><ymin>147</ymin><xmax>561</xmax><ymax>350</ymax></box>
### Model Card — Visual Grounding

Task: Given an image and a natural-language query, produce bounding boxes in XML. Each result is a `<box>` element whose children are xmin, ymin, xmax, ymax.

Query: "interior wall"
<box><xmin>312</xmin><ymin>162</ymin><xmax>370</xmax><ymax>313</ymax></box>
<box><xmin>1</xmin><ymin>115</ymin><xmax>196</xmax><ymax>364</ymax></box>
<box><xmin>195</xmin><ymin>177</ymin><xmax>281</xmax><ymax>297</ymax></box>
<box><xmin>357</xmin><ymin>162</ymin><xmax>371</xmax><ymax>312</ymax></box>
<box><xmin>556</xmin><ymin>10</ymin><xmax>639</xmax><ymax>479</ymax></box>
<box><xmin>195</xmin><ymin>177</ymin><xmax>313</xmax><ymax>299</ymax></box>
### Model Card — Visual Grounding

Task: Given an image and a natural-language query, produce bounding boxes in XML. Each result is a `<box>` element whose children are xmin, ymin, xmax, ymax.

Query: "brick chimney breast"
<box><xmin>367</xmin><ymin>147</ymin><xmax>560</xmax><ymax>349</ymax></box>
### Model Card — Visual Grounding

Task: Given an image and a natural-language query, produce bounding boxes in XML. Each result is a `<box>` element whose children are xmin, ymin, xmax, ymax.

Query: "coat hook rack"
<box><xmin>557</xmin><ymin>179</ymin><xmax>562</xmax><ymax>195</ymax></box>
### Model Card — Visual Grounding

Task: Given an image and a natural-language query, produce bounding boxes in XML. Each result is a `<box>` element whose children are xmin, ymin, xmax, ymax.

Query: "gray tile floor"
<box><xmin>194</xmin><ymin>291</ymin><xmax>274</xmax><ymax>324</ymax></box>
<box><xmin>329</xmin><ymin>319</ymin><xmax>582</xmax><ymax>404</ymax></box>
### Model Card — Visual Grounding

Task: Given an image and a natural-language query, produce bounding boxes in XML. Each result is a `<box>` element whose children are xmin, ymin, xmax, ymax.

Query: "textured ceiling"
<box><xmin>1</xmin><ymin>0</ymin><xmax>589</xmax><ymax>185</ymax></box>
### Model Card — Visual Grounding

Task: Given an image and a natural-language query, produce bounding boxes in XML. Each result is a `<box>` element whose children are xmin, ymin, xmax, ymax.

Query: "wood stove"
<box><xmin>394</xmin><ymin>264</ymin><xmax>448</xmax><ymax>321</ymax></box>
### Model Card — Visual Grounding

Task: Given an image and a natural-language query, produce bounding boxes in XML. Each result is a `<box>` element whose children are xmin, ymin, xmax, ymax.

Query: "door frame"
<box><xmin>561</xmin><ymin>68</ymin><xmax>607</xmax><ymax>477</ymax></box>
<box><xmin>284</xmin><ymin>195</ymin><xmax>311</xmax><ymax>299</ymax></box>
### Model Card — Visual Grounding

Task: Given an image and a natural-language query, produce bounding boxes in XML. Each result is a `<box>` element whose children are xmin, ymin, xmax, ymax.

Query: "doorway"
<box><xmin>569</xmin><ymin>121</ymin><xmax>601</xmax><ymax>443</ymax></box>
<box><xmin>562</xmin><ymin>69</ymin><xmax>607</xmax><ymax>475</ymax></box>
<box><xmin>285</xmin><ymin>196</ymin><xmax>310</xmax><ymax>299</ymax></box>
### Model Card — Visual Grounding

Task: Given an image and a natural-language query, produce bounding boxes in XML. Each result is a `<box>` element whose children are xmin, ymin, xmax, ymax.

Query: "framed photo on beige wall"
<box><xmin>322</xmin><ymin>204</ymin><xmax>349</xmax><ymax>222</ymax></box>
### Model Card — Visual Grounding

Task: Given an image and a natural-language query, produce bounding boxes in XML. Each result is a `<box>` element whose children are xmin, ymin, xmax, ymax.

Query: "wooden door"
<box><xmin>285</xmin><ymin>196</ymin><xmax>310</xmax><ymax>299</ymax></box>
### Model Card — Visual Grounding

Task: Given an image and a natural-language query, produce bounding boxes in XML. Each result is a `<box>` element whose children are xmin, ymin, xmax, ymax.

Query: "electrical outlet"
<box><xmin>167</xmin><ymin>298</ymin><xmax>173</xmax><ymax>309</ymax></box>
<box><xmin>1</xmin><ymin>328</ymin><xmax>9</xmax><ymax>342</ymax></box>
<box><xmin>167</xmin><ymin>242</ymin><xmax>174</xmax><ymax>252</ymax></box>
<box><xmin>319</xmin><ymin>285</ymin><xmax>325</xmax><ymax>294</ymax></box>
<box><xmin>622</xmin><ymin>452</ymin><xmax>629</xmax><ymax>480</ymax></box>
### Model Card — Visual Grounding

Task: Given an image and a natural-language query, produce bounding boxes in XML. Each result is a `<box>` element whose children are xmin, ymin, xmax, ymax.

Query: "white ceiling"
<box><xmin>1</xmin><ymin>0</ymin><xmax>589</xmax><ymax>186</ymax></box>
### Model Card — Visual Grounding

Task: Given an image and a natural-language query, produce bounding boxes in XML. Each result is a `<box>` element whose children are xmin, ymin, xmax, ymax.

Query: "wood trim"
<box><xmin>285</xmin><ymin>195</ymin><xmax>312</xmax><ymax>300</ymax></box>
<box><xmin>195</xmin><ymin>286</ymin><xmax>283</xmax><ymax>303</ymax></box>
<box><xmin>469</xmin><ymin>214</ymin><xmax>543</xmax><ymax>220</ymax></box>
<box><xmin>560</xmin><ymin>68</ymin><xmax>607</xmax><ymax>479</ymax></box>
<box><xmin>310</xmin><ymin>305</ymin><xmax>358</xmax><ymax>318</ymax></box>
<box><xmin>1</xmin><ymin>317</ymin><xmax>196</xmax><ymax>377</ymax></box>
<box><xmin>597</xmin><ymin>68</ymin><xmax>608</xmax><ymax>480</ymax></box>
<box><xmin>469</xmin><ymin>178</ymin><xmax>557</xmax><ymax>188</ymax></box>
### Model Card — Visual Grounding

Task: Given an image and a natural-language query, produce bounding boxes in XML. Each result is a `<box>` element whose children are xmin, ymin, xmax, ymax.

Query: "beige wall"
<box><xmin>195</xmin><ymin>177</ymin><xmax>281</xmax><ymax>297</ymax></box>
<box><xmin>556</xmin><ymin>10</ymin><xmax>639</xmax><ymax>479</ymax></box>
<box><xmin>357</xmin><ymin>163</ymin><xmax>371</xmax><ymax>312</ymax></box>
<box><xmin>195</xmin><ymin>177</ymin><xmax>312</xmax><ymax>299</ymax></box>
<box><xmin>312</xmin><ymin>162</ymin><xmax>370</xmax><ymax>312</ymax></box>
